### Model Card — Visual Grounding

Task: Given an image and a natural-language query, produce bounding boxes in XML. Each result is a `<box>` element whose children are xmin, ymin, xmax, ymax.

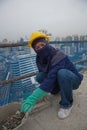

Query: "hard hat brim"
<box><xmin>28</xmin><ymin>35</ymin><xmax>50</xmax><ymax>47</ymax></box>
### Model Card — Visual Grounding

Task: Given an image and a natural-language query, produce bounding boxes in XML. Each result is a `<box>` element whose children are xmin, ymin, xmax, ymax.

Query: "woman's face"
<box><xmin>34</xmin><ymin>42</ymin><xmax>46</xmax><ymax>51</ymax></box>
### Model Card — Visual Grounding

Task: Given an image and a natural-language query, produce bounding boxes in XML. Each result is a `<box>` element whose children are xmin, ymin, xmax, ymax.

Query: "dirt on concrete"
<box><xmin>0</xmin><ymin>111</ymin><xmax>25</xmax><ymax>130</ymax></box>
<box><xmin>0</xmin><ymin>97</ymin><xmax>50</xmax><ymax>130</ymax></box>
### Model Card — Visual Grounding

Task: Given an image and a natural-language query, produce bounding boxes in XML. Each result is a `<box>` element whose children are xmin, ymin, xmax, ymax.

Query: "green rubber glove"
<box><xmin>21</xmin><ymin>88</ymin><xmax>47</xmax><ymax>112</ymax></box>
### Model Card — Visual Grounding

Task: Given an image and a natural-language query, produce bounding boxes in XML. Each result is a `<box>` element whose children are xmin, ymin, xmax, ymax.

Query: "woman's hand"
<box><xmin>21</xmin><ymin>88</ymin><xmax>47</xmax><ymax>112</ymax></box>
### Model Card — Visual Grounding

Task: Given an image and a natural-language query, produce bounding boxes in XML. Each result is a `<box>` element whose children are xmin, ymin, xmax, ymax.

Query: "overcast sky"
<box><xmin>0</xmin><ymin>0</ymin><xmax>87</xmax><ymax>41</ymax></box>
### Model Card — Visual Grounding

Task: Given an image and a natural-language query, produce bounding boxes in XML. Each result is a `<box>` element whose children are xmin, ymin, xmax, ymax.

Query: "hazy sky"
<box><xmin>0</xmin><ymin>0</ymin><xmax>87</xmax><ymax>41</ymax></box>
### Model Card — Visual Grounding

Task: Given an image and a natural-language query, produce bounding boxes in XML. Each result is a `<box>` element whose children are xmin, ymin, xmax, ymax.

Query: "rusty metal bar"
<box><xmin>0</xmin><ymin>72</ymin><xmax>38</xmax><ymax>85</ymax></box>
<box><xmin>0</xmin><ymin>42</ymin><xmax>28</xmax><ymax>48</ymax></box>
<box><xmin>74</xmin><ymin>59</ymin><xmax>87</xmax><ymax>64</ymax></box>
<box><xmin>50</xmin><ymin>40</ymin><xmax>87</xmax><ymax>44</ymax></box>
<box><xmin>0</xmin><ymin>40</ymin><xmax>87</xmax><ymax>48</ymax></box>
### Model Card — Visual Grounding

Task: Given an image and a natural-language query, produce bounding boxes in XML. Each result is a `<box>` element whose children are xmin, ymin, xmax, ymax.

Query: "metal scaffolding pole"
<box><xmin>0</xmin><ymin>72</ymin><xmax>38</xmax><ymax>85</ymax></box>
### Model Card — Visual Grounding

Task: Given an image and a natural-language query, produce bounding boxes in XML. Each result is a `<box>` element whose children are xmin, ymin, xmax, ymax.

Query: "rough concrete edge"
<box><xmin>13</xmin><ymin>97</ymin><xmax>51</xmax><ymax>130</ymax></box>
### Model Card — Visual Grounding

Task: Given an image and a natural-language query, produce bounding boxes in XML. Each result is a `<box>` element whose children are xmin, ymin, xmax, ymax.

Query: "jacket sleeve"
<box><xmin>39</xmin><ymin>65</ymin><xmax>60</xmax><ymax>92</ymax></box>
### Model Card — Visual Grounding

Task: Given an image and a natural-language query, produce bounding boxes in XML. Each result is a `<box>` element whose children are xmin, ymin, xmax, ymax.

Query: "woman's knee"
<box><xmin>57</xmin><ymin>69</ymin><xmax>74</xmax><ymax>82</ymax></box>
<box><xmin>57</xmin><ymin>69</ymin><xmax>81</xmax><ymax>89</ymax></box>
<box><xmin>57</xmin><ymin>69</ymin><xmax>69</xmax><ymax>79</ymax></box>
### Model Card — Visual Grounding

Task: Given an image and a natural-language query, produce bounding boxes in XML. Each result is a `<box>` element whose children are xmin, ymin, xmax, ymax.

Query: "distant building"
<box><xmin>2</xmin><ymin>38</ymin><xmax>8</xmax><ymax>43</ymax></box>
<box><xmin>83</xmin><ymin>43</ymin><xmax>87</xmax><ymax>51</ymax></box>
<box><xmin>82</xmin><ymin>53</ymin><xmax>87</xmax><ymax>66</ymax></box>
<box><xmin>65</xmin><ymin>36</ymin><xmax>72</xmax><ymax>41</ymax></box>
<box><xmin>84</xmin><ymin>35</ymin><xmax>87</xmax><ymax>40</ymax></box>
<box><xmin>63</xmin><ymin>46</ymin><xmax>74</xmax><ymax>56</ymax></box>
<box><xmin>80</xmin><ymin>35</ymin><xmax>85</xmax><ymax>41</ymax></box>
<box><xmin>55</xmin><ymin>37</ymin><xmax>60</xmax><ymax>41</ymax></box>
<box><xmin>82</xmin><ymin>53</ymin><xmax>87</xmax><ymax>60</ymax></box>
<box><xmin>80</xmin><ymin>35</ymin><xmax>87</xmax><ymax>41</ymax></box>
<box><xmin>49</xmin><ymin>36</ymin><xmax>55</xmax><ymax>41</ymax></box>
<box><xmin>72</xmin><ymin>35</ymin><xmax>79</xmax><ymax>41</ymax></box>
<box><xmin>64</xmin><ymin>46</ymin><xmax>70</xmax><ymax>55</ymax></box>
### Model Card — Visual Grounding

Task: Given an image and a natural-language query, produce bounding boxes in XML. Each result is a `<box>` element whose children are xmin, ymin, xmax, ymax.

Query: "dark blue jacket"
<box><xmin>36</xmin><ymin>44</ymin><xmax>83</xmax><ymax>93</ymax></box>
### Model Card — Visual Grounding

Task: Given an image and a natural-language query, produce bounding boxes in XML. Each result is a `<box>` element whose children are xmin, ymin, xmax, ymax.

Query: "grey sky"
<box><xmin>0</xmin><ymin>0</ymin><xmax>87</xmax><ymax>41</ymax></box>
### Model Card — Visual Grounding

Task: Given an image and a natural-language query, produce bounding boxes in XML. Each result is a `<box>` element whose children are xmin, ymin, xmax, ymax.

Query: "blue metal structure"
<box><xmin>9</xmin><ymin>54</ymin><xmax>38</xmax><ymax>103</ymax></box>
<box><xmin>0</xmin><ymin>55</ymin><xmax>11</xmax><ymax>105</ymax></box>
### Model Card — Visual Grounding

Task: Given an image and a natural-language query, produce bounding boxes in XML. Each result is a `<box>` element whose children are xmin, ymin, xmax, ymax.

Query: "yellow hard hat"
<box><xmin>28</xmin><ymin>31</ymin><xmax>50</xmax><ymax>47</ymax></box>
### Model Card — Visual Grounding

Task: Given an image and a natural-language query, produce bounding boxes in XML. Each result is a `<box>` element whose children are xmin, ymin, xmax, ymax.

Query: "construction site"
<box><xmin>0</xmin><ymin>41</ymin><xmax>87</xmax><ymax>130</ymax></box>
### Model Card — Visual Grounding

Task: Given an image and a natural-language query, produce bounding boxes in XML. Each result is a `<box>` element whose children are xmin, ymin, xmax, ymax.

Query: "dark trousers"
<box><xmin>36</xmin><ymin>69</ymin><xmax>81</xmax><ymax>108</ymax></box>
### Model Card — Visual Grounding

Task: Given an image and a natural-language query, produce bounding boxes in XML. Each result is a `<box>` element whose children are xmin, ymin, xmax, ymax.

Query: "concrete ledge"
<box><xmin>0</xmin><ymin>97</ymin><xmax>51</xmax><ymax>130</ymax></box>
